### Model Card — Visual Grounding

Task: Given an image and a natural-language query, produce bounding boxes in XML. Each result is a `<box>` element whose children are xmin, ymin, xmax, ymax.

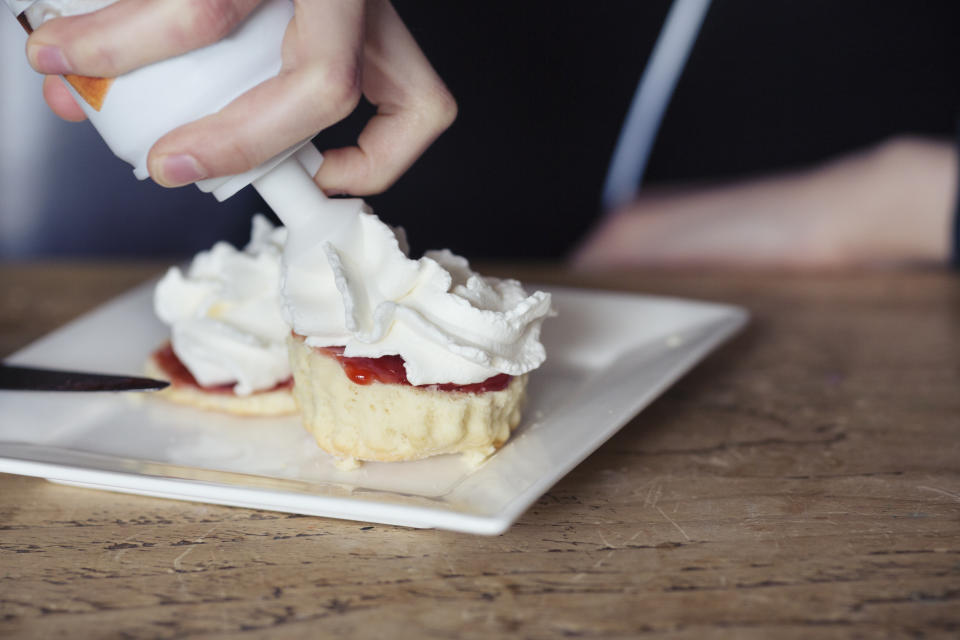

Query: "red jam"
<box><xmin>152</xmin><ymin>343</ymin><xmax>293</xmax><ymax>395</ymax></box>
<box><xmin>318</xmin><ymin>346</ymin><xmax>512</xmax><ymax>394</ymax></box>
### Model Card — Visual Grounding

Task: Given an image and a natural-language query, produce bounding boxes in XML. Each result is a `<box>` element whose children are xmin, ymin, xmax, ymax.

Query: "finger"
<box><xmin>313</xmin><ymin>0</ymin><xmax>456</xmax><ymax>195</ymax></box>
<box><xmin>315</xmin><ymin>99</ymin><xmax>454</xmax><ymax>195</ymax></box>
<box><xmin>42</xmin><ymin>76</ymin><xmax>88</xmax><ymax>122</ymax></box>
<box><xmin>27</xmin><ymin>0</ymin><xmax>262</xmax><ymax>77</ymax></box>
<box><xmin>147</xmin><ymin>0</ymin><xmax>367</xmax><ymax>186</ymax></box>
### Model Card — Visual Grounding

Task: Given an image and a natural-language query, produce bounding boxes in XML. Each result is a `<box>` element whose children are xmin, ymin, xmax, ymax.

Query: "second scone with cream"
<box><xmin>150</xmin><ymin>215</ymin><xmax>296</xmax><ymax>416</ymax></box>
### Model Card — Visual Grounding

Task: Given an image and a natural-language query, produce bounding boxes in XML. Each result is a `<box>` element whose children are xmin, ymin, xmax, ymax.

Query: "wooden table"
<box><xmin>1</xmin><ymin>263</ymin><xmax>958</xmax><ymax>638</ymax></box>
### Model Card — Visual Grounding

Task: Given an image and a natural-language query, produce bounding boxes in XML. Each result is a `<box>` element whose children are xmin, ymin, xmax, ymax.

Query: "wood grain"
<box><xmin>1</xmin><ymin>264</ymin><xmax>958</xmax><ymax>638</ymax></box>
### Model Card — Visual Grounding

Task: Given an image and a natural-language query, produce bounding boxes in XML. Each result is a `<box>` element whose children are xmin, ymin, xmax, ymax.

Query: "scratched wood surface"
<box><xmin>1</xmin><ymin>263</ymin><xmax>958</xmax><ymax>638</ymax></box>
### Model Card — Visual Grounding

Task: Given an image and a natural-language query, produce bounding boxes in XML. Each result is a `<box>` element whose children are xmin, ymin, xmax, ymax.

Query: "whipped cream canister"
<box><xmin>5</xmin><ymin>0</ymin><xmax>308</xmax><ymax>200</ymax></box>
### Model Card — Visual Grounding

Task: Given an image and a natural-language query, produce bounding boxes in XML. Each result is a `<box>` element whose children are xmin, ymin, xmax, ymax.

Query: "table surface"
<box><xmin>1</xmin><ymin>263</ymin><xmax>957</xmax><ymax>638</ymax></box>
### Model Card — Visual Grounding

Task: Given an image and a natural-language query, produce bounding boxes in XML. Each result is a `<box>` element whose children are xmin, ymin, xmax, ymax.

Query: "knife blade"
<box><xmin>0</xmin><ymin>363</ymin><xmax>169</xmax><ymax>392</ymax></box>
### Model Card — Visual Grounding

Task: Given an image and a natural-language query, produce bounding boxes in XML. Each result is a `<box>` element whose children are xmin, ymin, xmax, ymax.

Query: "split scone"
<box><xmin>288</xmin><ymin>338</ymin><xmax>527</xmax><ymax>464</ymax></box>
<box><xmin>279</xmin><ymin>199</ymin><xmax>553</xmax><ymax>466</ymax></box>
<box><xmin>149</xmin><ymin>215</ymin><xmax>296</xmax><ymax>416</ymax></box>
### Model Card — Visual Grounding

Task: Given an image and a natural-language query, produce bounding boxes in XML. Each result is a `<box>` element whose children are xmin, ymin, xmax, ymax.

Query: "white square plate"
<box><xmin>0</xmin><ymin>283</ymin><xmax>746</xmax><ymax>535</ymax></box>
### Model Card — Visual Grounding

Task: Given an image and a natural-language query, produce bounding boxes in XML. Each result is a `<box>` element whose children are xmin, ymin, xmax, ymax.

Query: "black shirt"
<box><xmin>358</xmin><ymin>0</ymin><xmax>960</xmax><ymax>259</ymax></box>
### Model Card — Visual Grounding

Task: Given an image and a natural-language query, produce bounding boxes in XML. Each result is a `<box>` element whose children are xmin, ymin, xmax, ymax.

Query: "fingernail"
<box><xmin>31</xmin><ymin>45</ymin><xmax>71</xmax><ymax>74</ymax></box>
<box><xmin>157</xmin><ymin>154</ymin><xmax>207</xmax><ymax>186</ymax></box>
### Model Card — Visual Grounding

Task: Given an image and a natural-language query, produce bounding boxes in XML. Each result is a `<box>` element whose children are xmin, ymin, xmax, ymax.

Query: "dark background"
<box><xmin>5</xmin><ymin>0</ymin><xmax>959</xmax><ymax>260</ymax></box>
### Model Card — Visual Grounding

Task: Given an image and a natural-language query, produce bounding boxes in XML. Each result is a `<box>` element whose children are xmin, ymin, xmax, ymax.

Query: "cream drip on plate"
<box><xmin>154</xmin><ymin>215</ymin><xmax>290</xmax><ymax>395</ymax></box>
<box><xmin>279</xmin><ymin>199</ymin><xmax>553</xmax><ymax>386</ymax></box>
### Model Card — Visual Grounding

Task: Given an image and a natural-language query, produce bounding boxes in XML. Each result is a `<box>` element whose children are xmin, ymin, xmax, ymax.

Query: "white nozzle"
<box><xmin>253</xmin><ymin>146</ymin><xmax>368</xmax><ymax>244</ymax></box>
<box><xmin>195</xmin><ymin>138</ymin><xmax>312</xmax><ymax>201</ymax></box>
<box><xmin>295</xmin><ymin>142</ymin><xmax>324</xmax><ymax>176</ymax></box>
<box><xmin>253</xmin><ymin>155</ymin><xmax>330</xmax><ymax>230</ymax></box>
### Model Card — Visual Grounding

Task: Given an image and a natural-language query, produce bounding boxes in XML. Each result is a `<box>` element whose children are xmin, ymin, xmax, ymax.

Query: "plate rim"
<box><xmin>0</xmin><ymin>283</ymin><xmax>748</xmax><ymax>535</ymax></box>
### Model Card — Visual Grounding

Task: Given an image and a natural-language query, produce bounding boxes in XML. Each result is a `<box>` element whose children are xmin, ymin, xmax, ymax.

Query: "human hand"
<box><xmin>572</xmin><ymin>137</ymin><xmax>957</xmax><ymax>270</ymax></box>
<box><xmin>26</xmin><ymin>0</ymin><xmax>456</xmax><ymax>193</ymax></box>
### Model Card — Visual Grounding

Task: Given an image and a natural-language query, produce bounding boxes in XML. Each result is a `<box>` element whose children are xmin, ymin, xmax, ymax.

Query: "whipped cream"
<box><xmin>279</xmin><ymin>198</ymin><xmax>553</xmax><ymax>386</ymax></box>
<box><xmin>154</xmin><ymin>215</ymin><xmax>291</xmax><ymax>395</ymax></box>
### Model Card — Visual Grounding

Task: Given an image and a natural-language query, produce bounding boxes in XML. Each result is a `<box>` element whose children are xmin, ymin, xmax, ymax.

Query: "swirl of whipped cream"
<box><xmin>154</xmin><ymin>215</ymin><xmax>290</xmax><ymax>395</ymax></box>
<box><xmin>281</xmin><ymin>200</ymin><xmax>553</xmax><ymax>386</ymax></box>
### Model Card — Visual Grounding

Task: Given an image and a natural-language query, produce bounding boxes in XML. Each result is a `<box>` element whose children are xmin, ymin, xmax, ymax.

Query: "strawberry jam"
<box><xmin>152</xmin><ymin>343</ymin><xmax>293</xmax><ymax>394</ymax></box>
<box><xmin>318</xmin><ymin>346</ymin><xmax>511</xmax><ymax>394</ymax></box>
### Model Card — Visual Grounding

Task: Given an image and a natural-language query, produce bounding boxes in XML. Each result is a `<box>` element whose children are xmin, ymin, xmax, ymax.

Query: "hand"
<box><xmin>571</xmin><ymin>137</ymin><xmax>957</xmax><ymax>270</ymax></box>
<box><xmin>26</xmin><ymin>0</ymin><xmax>456</xmax><ymax>193</ymax></box>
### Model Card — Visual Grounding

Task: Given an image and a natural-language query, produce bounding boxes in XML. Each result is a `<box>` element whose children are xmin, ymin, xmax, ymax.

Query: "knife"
<box><xmin>0</xmin><ymin>363</ymin><xmax>169</xmax><ymax>392</ymax></box>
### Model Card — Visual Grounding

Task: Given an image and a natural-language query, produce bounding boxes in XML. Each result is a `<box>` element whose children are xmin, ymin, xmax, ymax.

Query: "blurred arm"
<box><xmin>572</xmin><ymin>137</ymin><xmax>957</xmax><ymax>270</ymax></box>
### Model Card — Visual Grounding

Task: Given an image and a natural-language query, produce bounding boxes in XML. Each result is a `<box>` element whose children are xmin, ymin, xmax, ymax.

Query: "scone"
<box><xmin>277</xmin><ymin>200</ymin><xmax>553</xmax><ymax>466</ymax></box>
<box><xmin>288</xmin><ymin>335</ymin><xmax>526</xmax><ymax>465</ymax></box>
<box><xmin>147</xmin><ymin>342</ymin><xmax>295</xmax><ymax>417</ymax></box>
